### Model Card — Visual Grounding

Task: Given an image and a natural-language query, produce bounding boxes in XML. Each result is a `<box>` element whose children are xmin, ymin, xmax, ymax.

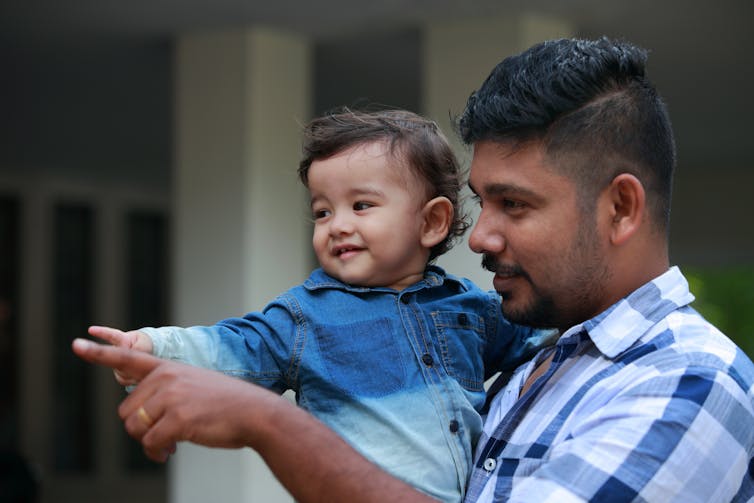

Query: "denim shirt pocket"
<box><xmin>431</xmin><ymin>311</ymin><xmax>486</xmax><ymax>392</ymax></box>
<box><xmin>313</xmin><ymin>318</ymin><xmax>408</xmax><ymax>399</ymax></box>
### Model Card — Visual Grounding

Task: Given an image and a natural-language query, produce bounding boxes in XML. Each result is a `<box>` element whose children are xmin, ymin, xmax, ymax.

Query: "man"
<box><xmin>456</xmin><ymin>37</ymin><xmax>754</xmax><ymax>502</ymax></box>
<box><xmin>74</xmin><ymin>37</ymin><xmax>754</xmax><ymax>502</ymax></box>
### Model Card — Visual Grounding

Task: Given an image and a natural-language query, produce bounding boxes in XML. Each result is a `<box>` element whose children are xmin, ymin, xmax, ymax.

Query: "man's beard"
<box><xmin>481</xmin><ymin>243</ymin><xmax>608</xmax><ymax>330</ymax></box>
<box><xmin>481</xmin><ymin>254</ymin><xmax>559</xmax><ymax>328</ymax></box>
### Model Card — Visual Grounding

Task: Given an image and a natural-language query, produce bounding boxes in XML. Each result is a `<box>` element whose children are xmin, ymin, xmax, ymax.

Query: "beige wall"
<box><xmin>170</xmin><ymin>27</ymin><xmax>309</xmax><ymax>503</ymax></box>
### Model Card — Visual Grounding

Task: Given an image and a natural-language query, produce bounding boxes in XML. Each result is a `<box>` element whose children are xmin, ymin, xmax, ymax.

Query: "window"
<box><xmin>52</xmin><ymin>203</ymin><xmax>95</xmax><ymax>471</ymax></box>
<box><xmin>125</xmin><ymin>209</ymin><xmax>169</xmax><ymax>472</ymax></box>
<box><xmin>1</xmin><ymin>181</ymin><xmax>169</xmax><ymax>501</ymax></box>
<box><xmin>0</xmin><ymin>195</ymin><xmax>20</xmax><ymax>452</ymax></box>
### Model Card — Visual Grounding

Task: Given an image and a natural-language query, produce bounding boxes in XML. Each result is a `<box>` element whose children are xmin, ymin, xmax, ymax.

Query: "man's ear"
<box><xmin>420</xmin><ymin>197</ymin><xmax>453</xmax><ymax>249</ymax></box>
<box><xmin>605</xmin><ymin>173</ymin><xmax>645</xmax><ymax>246</ymax></box>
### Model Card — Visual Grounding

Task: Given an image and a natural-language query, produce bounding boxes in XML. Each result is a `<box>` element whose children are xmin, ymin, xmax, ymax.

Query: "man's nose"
<box><xmin>468</xmin><ymin>210</ymin><xmax>505</xmax><ymax>254</ymax></box>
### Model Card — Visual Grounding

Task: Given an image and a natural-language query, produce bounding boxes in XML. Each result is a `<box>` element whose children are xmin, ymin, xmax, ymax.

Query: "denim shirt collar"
<box><xmin>560</xmin><ymin>266</ymin><xmax>696</xmax><ymax>358</ymax></box>
<box><xmin>302</xmin><ymin>265</ymin><xmax>462</xmax><ymax>294</ymax></box>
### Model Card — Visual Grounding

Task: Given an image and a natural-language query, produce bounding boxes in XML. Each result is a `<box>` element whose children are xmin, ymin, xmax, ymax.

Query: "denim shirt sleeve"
<box><xmin>482</xmin><ymin>291</ymin><xmax>559</xmax><ymax>376</ymax></box>
<box><xmin>143</xmin><ymin>293</ymin><xmax>301</xmax><ymax>392</ymax></box>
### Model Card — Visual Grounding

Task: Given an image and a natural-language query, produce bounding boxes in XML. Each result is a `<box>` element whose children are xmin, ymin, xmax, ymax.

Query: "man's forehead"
<box><xmin>468</xmin><ymin>140</ymin><xmax>570</xmax><ymax>195</ymax></box>
<box><xmin>471</xmin><ymin>139</ymin><xmax>545</xmax><ymax>161</ymax></box>
<box><xmin>468</xmin><ymin>141</ymin><xmax>539</xmax><ymax>176</ymax></box>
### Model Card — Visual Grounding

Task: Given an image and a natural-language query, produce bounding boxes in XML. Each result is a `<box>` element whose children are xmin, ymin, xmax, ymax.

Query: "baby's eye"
<box><xmin>353</xmin><ymin>201</ymin><xmax>374</xmax><ymax>211</ymax></box>
<box><xmin>312</xmin><ymin>208</ymin><xmax>331</xmax><ymax>220</ymax></box>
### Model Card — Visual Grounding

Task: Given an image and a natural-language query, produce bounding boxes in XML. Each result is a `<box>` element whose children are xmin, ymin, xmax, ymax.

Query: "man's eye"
<box><xmin>312</xmin><ymin>209</ymin><xmax>330</xmax><ymax>219</ymax></box>
<box><xmin>503</xmin><ymin>199</ymin><xmax>526</xmax><ymax>211</ymax></box>
<box><xmin>353</xmin><ymin>201</ymin><xmax>373</xmax><ymax>211</ymax></box>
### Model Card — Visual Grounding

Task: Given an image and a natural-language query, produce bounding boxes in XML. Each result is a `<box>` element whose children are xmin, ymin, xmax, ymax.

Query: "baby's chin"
<box><xmin>321</xmin><ymin>269</ymin><xmax>385</xmax><ymax>289</ymax></box>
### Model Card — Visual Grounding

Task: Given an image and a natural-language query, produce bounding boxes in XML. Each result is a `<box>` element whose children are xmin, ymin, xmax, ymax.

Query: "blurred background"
<box><xmin>1</xmin><ymin>0</ymin><xmax>752</xmax><ymax>501</ymax></box>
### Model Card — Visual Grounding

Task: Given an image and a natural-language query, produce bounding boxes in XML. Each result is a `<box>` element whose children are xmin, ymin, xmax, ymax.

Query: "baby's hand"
<box><xmin>88</xmin><ymin>326</ymin><xmax>154</xmax><ymax>386</ymax></box>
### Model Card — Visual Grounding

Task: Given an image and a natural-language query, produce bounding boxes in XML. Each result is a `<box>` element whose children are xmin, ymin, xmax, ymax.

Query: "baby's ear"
<box><xmin>420</xmin><ymin>197</ymin><xmax>453</xmax><ymax>249</ymax></box>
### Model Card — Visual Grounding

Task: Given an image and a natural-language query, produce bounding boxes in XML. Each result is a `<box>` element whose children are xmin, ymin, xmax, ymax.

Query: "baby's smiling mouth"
<box><xmin>333</xmin><ymin>244</ymin><xmax>364</xmax><ymax>257</ymax></box>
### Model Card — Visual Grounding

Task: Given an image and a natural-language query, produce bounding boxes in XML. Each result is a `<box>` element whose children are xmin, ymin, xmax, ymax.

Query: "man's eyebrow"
<box><xmin>468</xmin><ymin>181</ymin><xmax>539</xmax><ymax>199</ymax></box>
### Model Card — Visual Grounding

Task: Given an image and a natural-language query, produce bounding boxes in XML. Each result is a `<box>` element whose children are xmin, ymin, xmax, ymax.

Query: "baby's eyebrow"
<box><xmin>348</xmin><ymin>186</ymin><xmax>386</xmax><ymax>199</ymax></box>
<box><xmin>309</xmin><ymin>194</ymin><xmax>326</xmax><ymax>208</ymax></box>
<box><xmin>308</xmin><ymin>186</ymin><xmax>387</xmax><ymax>208</ymax></box>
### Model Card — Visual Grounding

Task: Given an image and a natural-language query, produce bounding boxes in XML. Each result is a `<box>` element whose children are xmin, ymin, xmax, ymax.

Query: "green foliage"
<box><xmin>685</xmin><ymin>267</ymin><xmax>754</xmax><ymax>358</ymax></box>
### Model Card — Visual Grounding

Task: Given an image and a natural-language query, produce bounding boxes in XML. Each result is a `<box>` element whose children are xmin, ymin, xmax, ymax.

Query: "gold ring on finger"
<box><xmin>136</xmin><ymin>406</ymin><xmax>154</xmax><ymax>427</ymax></box>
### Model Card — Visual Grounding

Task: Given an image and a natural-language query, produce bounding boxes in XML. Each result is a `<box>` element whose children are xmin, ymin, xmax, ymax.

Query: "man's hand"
<box><xmin>72</xmin><ymin>338</ymin><xmax>283</xmax><ymax>462</ymax></box>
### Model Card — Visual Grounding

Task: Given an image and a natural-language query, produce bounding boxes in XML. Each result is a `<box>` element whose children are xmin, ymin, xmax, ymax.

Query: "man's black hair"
<box><xmin>459</xmin><ymin>37</ymin><xmax>676</xmax><ymax>231</ymax></box>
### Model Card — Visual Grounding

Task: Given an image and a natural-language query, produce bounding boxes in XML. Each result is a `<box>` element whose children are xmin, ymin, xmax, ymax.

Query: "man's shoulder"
<box><xmin>617</xmin><ymin>305</ymin><xmax>754</xmax><ymax>402</ymax></box>
<box><xmin>666</xmin><ymin>306</ymin><xmax>754</xmax><ymax>379</ymax></box>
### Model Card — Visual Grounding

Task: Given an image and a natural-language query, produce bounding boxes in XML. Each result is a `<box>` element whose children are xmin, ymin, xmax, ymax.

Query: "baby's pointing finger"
<box><xmin>72</xmin><ymin>338</ymin><xmax>159</xmax><ymax>382</ymax></box>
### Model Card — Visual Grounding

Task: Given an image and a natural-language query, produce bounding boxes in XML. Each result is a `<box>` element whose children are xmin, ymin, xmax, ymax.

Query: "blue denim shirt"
<box><xmin>144</xmin><ymin>266</ymin><xmax>552</xmax><ymax>502</ymax></box>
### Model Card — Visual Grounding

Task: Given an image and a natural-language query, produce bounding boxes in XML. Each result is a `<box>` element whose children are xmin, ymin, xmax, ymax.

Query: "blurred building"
<box><xmin>0</xmin><ymin>1</ymin><xmax>752</xmax><ymax>501</ymax></box>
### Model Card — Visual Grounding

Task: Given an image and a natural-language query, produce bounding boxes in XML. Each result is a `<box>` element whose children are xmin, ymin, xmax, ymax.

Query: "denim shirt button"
<box><xmin>400</xmin><ymin>294</ymin><xmax>411</xmax><ymax>304</ymax></box>
<box><xmin>449</xmin><ymin>419</ymin><xmax>459</xmax><ymax>433</ymax></box>
<box><xmin>421</xmin><ymin>353</ymin><xmax>434</xmax><ymax>367</ymax></box>
<box><xmin>458</xmin><ymin>313</ymin><xmax>468</xmax><ymax>325</ymax></box>
<box><xmin>483</xmin><ymin>458</ymin><xmax>497</xmax><ymax>472</ymax></box>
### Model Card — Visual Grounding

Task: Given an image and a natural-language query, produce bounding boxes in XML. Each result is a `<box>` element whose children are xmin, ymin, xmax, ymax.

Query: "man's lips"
<box><xmin>493</xmin><ymin>271</ymin><xmax>521</xmax><ymax>293</ymax></box>
<box><xmin>482</xmin><ymin>254</ymin><xmax>528</xmax><ymax>291</ymax></box>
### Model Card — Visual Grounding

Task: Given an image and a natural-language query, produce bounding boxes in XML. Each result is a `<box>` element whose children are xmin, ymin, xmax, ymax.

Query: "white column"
<box><xmin>423</xmin><ymin>14</ymin><xmax>573</xmax><ymax>287</ymax></box>
<box><xmin>171</xmin><ymin>27</ymin><xmax>311</xmax><ymax>503</ymax></box>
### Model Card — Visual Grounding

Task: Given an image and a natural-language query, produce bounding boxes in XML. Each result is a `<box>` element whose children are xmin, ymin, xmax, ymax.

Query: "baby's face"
<box><xmin>307</xmin><ymin>141</ymin><xmax>431</xmax><ymax>291</ymax></box>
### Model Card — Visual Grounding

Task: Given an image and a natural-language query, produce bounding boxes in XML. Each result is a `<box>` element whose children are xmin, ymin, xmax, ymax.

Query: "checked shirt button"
<box><xmin>483</xmin><ymin>458</ymin><xmax>497</xmax><ymax>472</ymax></box>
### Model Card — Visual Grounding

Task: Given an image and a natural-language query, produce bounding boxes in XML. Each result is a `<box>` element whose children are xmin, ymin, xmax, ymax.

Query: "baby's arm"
<box><xmin>139</xmin><ymin>324</ymin><xmax>251</xmax><ymax>371</ymax></box>
<box><xmin>134</xmin><ymin>299</ymin><xmax>299</xmax><ymax>392</ymax></box>
<box><xmin>88</xmin><ymin>294</ymin><xmax>299</xmax><ymax>393</ymax></box>
<box><xmin>88</xmin><ymin>325</ymin><xmax>155</xmax><ymax>385</ymax></box>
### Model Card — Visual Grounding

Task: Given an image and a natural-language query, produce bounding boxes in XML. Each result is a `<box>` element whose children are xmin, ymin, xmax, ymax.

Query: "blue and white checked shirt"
<box><xmin>466</xmin><ymin>266</ymin><xmax>754</xmax><ymax>502</ymax></box>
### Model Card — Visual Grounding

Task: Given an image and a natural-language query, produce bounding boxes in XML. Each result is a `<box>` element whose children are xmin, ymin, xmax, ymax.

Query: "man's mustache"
<box><xmin>481</xmin><ymin>254</ymin><xmax>526</xmax><ymax>278</ymax></box>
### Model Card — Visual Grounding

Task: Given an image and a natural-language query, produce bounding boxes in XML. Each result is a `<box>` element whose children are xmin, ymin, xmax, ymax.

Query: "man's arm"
<box><xmin>72</xmin><ymin>339</ymin><xmax>435</xmax><ymax>503</ymax></box>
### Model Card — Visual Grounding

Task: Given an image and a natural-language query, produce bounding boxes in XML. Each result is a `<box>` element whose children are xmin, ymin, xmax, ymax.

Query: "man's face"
<box><xmin>467</xmin><ymin>141</ymin><xmax>611</xmax><ymax>330</ymax></box>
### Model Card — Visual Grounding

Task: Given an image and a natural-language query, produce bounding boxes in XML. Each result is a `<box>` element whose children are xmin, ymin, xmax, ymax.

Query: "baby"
<box><xmin>90</xmin><ymin>108</ymin><xmax>553</xmax><ymax>502</ymax></box>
